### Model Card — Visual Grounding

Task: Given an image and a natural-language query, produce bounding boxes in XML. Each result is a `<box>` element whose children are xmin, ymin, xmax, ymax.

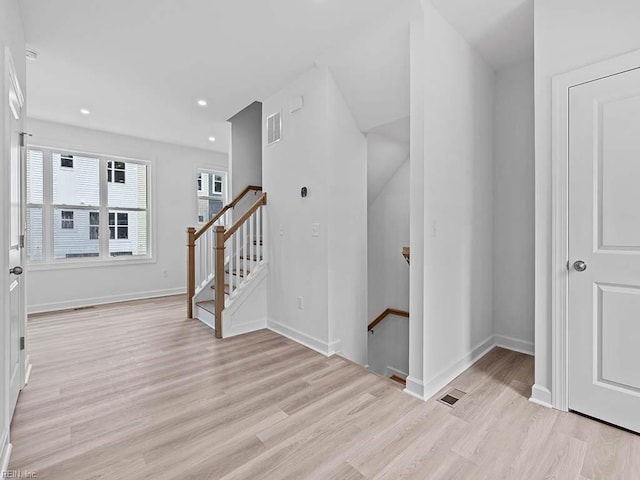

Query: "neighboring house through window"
<box><xmin>61</xmin><ymin>210</ymin><xmax>74</xmax><ymax>229</ymax></box>
<box><xmin>26</xmin><ymin>148</ymin><xmax>150</xmax><ymax>263</ymax></box>
<box><xmin>196</xmin><ymin>169</ymin><xmax>226</xmax><ymax>224</ymax></box>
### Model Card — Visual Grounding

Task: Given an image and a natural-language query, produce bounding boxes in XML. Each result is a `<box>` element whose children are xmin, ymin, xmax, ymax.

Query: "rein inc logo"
<box><xmin>2</xmin><ymin>471</ymin><xmax>37</xmax><ymax>479</ymax></box>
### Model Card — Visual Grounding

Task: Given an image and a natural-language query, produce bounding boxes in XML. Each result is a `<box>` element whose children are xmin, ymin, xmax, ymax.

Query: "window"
<box><xmin>196</xmin><ymin>170</ymin><xmax>226</xmax><ymax>224</ymax></box>
<box><xmin>107</xmin><ymin>161</ymin><xmax>126</xmax><ymax>184</ymax></box>
<box><xmin>89</xmin><ymin>212</ymin><xmax>99</xmax><ymax>240</ymax></box>
<box><xmin>109</xmin><ymin>212</ymin><xmax>128</xmax><ymax>239</ymax></box>
<box><xmin>26</xmin><ymin>148</ymin><xmax>150</xmax><ymax>263</ymax></box>
<box><xmin>61</xmin><ymin>211</ymin><xmax>74</xmax><ymax>229</ymax></box>
<box><xmin>60</xmin><ymin>154</ymin><xmax>74</xmax><ymax>168</ymax></box>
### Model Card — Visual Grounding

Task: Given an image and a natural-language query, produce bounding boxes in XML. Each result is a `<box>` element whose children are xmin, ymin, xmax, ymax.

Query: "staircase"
<box><xmin>368</xmin><ymin>247</ymin><xmax>410</xmax><ymax>386</ymax></box>
<box><xmin>187</xmin><ymin>186</ymin><xmax>267</xmax><ymax>338</ymax></box>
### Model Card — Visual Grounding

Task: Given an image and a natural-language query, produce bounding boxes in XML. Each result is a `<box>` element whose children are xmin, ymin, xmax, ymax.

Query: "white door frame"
<box><xmin>551</xmin><ymin>49</ymin><xmax>640</xmax><ymax>412</ymax></box>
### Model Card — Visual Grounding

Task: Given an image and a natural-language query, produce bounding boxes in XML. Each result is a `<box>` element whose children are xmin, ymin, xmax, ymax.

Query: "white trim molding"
<box><xmin>422</xmin><ymin>335</ymin><xmax>496</xmax><ymax>401</ymax></box>
<box><xmin>28</xmin><ymin>288</ymin><xmax>186</xmax><ymax>315</ymax></box>
<box><xmin>530</xmin><ymin>384</ymin><xmax>553</xmax><ymax>409</ymax></box>
<box><xmin>550</xmin><ymin>48</ymin><xmax>640</xmax><ymax>413</ymax></box>
<box><xmin>267</xmin><ymin>319</ymin><xmax>342</xmax><ymax>357</ymax></box>
<box><xmin>494</xmin><ymin>334</ymin><xmax>534</xmax><ymax>356</ymax></box>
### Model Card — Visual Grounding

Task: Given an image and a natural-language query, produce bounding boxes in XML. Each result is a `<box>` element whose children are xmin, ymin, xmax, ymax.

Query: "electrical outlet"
<box><xmin>311</xmin><ymin>223</ymin><xmax>320</xmax><ymax>237</ymax></box>
<box><xmin>297</xmin><ymin>296</ymin><xmax>304</xmax><ymax>310</ymax></box>
<box><xmin>162</xmin><ymin>270</ymin><xmax>168</xmax><ymax>279</ymax></box>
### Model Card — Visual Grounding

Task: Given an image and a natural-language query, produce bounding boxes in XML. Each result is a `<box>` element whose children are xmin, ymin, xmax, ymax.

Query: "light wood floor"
<box><xmin>9</xmin><ymin>296</ymin><xmax>639</xmax><ymax>479</ymax></box>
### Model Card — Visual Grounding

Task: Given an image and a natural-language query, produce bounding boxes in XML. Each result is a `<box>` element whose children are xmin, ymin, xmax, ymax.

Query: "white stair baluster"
<box><xmin>235</xmin><ymin>229</ymin><xmax>241</xmax><ymax>291</ymax></box>
<box><xmin>249</xmin><ymin>212</ymin><xmax>255</xmax><ymax>270</ymax></box>
<box><xmin>243</xmin><ymin>222</ymin><xmax>248</xmax><ymax>280</ymax></box>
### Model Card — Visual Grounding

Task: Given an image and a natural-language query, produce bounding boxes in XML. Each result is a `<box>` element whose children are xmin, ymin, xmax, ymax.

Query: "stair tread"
<box><xmin>389</xmin><ymin>375</ymin><xmax>407</xmax><ymax>386</ymax></box>
<box><xmin>210</xmin><ymin>283</ymin><xmax>231</xmax><ymax>295</ymax></box>
<box><xmin>196</xmin><ymin>301</ymin><xmax>215</xmax><ymax>314</ymax></box>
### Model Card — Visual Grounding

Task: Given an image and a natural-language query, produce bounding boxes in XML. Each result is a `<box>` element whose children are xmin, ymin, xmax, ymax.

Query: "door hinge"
<box><xmin>19</xmin><ymin>131</ymin><xmax>32</xmax><ymax>147</ymax></box>
<box><xmin>19</xmin><ymin>234</ymin><xmax>25</xmax><ymax>249</ymax></box>
<box><xmin>20</xmin><ymin>336</ymin><xmax>25</xmax><ymax>350</ymax></box>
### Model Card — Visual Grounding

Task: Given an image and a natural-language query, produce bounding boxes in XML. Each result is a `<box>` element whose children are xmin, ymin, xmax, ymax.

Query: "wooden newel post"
<box><xmin>214</xmin><ymin>226</ymin><xmax>226</xmax><ymax>339</ymax></box>
<box><xmin>187</xmin><ymin>227</ymin><xmax>196</xmax><ymax>319</ymax></box>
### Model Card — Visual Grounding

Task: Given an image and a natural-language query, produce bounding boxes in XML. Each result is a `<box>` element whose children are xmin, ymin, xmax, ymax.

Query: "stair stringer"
<box><xmin>221</xmin><ymin>263</ymin><xmax>268</xmax><ymax>338</ymax></box>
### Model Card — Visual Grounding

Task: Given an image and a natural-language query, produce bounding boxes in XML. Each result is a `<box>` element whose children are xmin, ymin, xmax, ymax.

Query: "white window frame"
<box><xmin>195</xmin><ymin>169</ymin><xmax>227</xmax><ymax>225</ymax></box>
<box><xmin>27</xmin><ymin>146</ymin><xmax>154</xmax><ymax>270</ymax></box>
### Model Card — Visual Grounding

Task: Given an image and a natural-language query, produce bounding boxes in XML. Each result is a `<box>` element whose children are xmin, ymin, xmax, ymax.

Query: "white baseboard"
<box><xmin>422</xmin><ymin>335</ymin><xmax>496</xmax><ymax>401</ymax></box>
<box><xmin>227</xmin><ymin>318</ymin><xmax>267</xmax><ymax>338</ymax></box>
<box><xmin>494</xmin><ymin>334</ymin><xmax>535</xmax><ymax>356</ymax></box>
<box><xmin>385</xmin><ymin>366</ymin><xmax>408</xmax><ymax>379</ymax></box>
<box><xmin>268</xmin><ymin>319</ymin><xmax>335</xmax><ymax>357</ymax></box>
<box><xmin>404</xmin><ymin>376</ymin><xmax>425</xmax><ymax>399</ymax></box>
<box><xmin>27</xmin><ymin>287</ymin><xmax>186</xmax><ymax>314</ymax></box>
<box><xmin>530</xmin><ymin>384</ymin><xmax>553</xmax><ymax>408</ymax></box>
<box><xmin>0</xmin><ymin>428</ymin><xmax>11</xmax><ymax>476</ymax></box>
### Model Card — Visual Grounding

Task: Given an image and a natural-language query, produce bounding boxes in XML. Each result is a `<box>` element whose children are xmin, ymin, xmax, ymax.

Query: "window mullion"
<box><xmin>99</xmin><ymin>157</ymin><xmax>109</xmax><ymax>258</ymax></box>
<box><xmin>43</xmin><ymin>149</ymin><xmax>53</xmax><ymax>262</ymax></box>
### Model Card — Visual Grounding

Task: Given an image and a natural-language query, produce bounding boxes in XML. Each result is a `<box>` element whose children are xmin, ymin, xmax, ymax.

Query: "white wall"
<box><xmin>493</xmin><ymin>59</ymin><xmax>535</xmax><ymax>354</ymax></box>
<box><xmin>229</xmin><ymin>101</ymin><xmax>262</xmax><ymax>214</ymax></box>
<box><xmin>263</xmin><ymin>66</ymin><xmax>368</xmax><ymax>364</ymax></box>
<box><xmin>26</xmin><ymin>119</ymin><xmax>228</xmax><ymax>313</ymax></box>
<box><xmin>1</xmin><ymin>0</ymin><xmax>26</xmax><ymax>469</ymax></box>
<box><xmin>409</xmin><ymin>1</ymin><xmax>495</xmax><ymax>399</ymax></box>
<box><xmin>533</xmin><ymin>0</ymin><xmax>640</xmax><ymax>406</ymax></box>
<box><xmin>367</xmin><ymin>158</ymin><xmax>410</xmax><ymax>375</ymax></box>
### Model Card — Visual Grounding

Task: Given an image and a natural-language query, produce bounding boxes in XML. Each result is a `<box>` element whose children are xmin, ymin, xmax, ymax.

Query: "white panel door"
<box><xmin>569</xmin><ymin>67</ymin><xmax>640</xmax><ymax>433</ymax></box>
<box><xmin>7</xmin><ymin>62</ymin><xmax>24</xmax><ymax>420</ymax></box>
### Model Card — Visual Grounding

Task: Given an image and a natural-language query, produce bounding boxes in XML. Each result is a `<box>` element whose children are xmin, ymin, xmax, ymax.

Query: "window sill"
<box><xmin>27</xmin><ymin>255</ymin><xmax>156</xmax><ymax>272</ymax></box>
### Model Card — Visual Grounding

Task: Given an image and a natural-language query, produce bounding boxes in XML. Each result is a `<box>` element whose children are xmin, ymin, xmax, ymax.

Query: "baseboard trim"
<box><xmin>226</xmin><ymin>318</ymin><xmax>268</xmax><ymax>338</ymax></box>
<box><xmin>385</xmin><ymin>366</ymin><xmax>408</xmax><ymax>379</ymax></box>
<box><xmin>422</xmin><ymin>335</ymin><xmax>496</xmax><ymax>401</ymax></box>
<box><xmin>494</xmin><ymin>334</ymin><xmax>535</xmax><ymax>356</ymax></box>
<box><xmin>28</xmin><ymin>288</ymin><xmax>187</xmax><ymax>314</ymax></box>
<box><xmin>404</xmin><ymin>376</ymin><xmax>425</xmax><ymax>400</ymax></box>
<box><xmin>0</xmin><ymin>429</ymin><xmax>11</xmax><ymax>476</ymax></box>
<box><xmin>530</xmin><ymin>384</ymin><xmax>553</xmax><ymax>409</ymax></box>
<box><xmin>268</xmin><ymin>319</ymin><xmax>333</xmax><ymax>357</ymax></box>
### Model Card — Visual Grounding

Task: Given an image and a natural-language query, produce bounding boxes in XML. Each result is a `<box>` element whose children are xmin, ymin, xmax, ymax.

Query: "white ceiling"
<box><xmin>431</xmin><ymin>0</ymin><xmax>533</xmax><ymax>71</ymax></box>
<box><xmin>19</xmin><ymin>0</ymin><xmax>401</xmax><ymax>153</ymax></box>
<box><xmin>19</xmin><ymin>0</ymin><xmax>532</xmax><ymax>154</ymax></box>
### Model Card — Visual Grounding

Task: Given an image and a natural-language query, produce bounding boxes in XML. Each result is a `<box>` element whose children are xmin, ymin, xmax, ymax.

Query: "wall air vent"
<box><xmin>267</xmin><ymin>111</ymin><xmax>282</xmax><ymax>145</ymax></box>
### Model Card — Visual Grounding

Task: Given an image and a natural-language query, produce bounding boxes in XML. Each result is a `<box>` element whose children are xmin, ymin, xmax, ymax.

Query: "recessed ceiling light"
<box><xmin>25</xmin><ymin>47</ymin><xmax>39</xmax><ymax>60</ymax></box>
<box><xmin>197</xmin><ymin>99</ymin><xmax>208</xmax><ymax>107</ymax></box>
<box><xmin>208</xmin><ymin>136</ymin><xmax>216</xmax><ymax>142</ymax></box>
<box><xmin>80</xmin><ymin>108</ymin><xmax>91</xmax><ymax>115</ymax></box>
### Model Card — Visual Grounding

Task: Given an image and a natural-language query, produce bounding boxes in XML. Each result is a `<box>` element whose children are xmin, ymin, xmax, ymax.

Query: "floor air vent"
<box><xmin>437</xmin><ymin>389</ymin><xmax>466</xmax><ymax>407</ymax></box>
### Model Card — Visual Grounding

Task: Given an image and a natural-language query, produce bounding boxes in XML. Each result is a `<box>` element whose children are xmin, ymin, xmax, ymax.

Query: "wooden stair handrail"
<box><xmin>188</xmin><ymin>184</ymin><xmax>262</xmax><ymax>324</ymax></box>
<box><xmin>194</xmin><ymin>185</ymin><xmax>262</xmax><ymax>241</ymax></box>
<box><xmin>224</xmin><ymin>193</ymin><xmax>267</xmax><ymax>241</ymax></box>
<box><xmin>368</xmin><ymin>308</ymin><xmax>409</xmax><ymax>331</ymax></box>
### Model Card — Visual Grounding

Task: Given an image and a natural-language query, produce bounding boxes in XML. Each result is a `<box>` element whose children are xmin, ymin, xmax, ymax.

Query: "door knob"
<box><xmin>573</xmin><ymin>260</ymin><xmax>587</xmax><ymax>272</ymax></box>
<box><xmin>9</xmin><ymin>266</ymin><xmax>23</xmax><ymax>275</ymax></box>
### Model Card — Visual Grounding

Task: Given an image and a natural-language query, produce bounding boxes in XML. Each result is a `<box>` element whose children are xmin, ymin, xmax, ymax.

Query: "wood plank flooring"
<box><xmin>8</xmin><ymin>296</ymin><xmax>639</xmax><ymax>479</ymax></box>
